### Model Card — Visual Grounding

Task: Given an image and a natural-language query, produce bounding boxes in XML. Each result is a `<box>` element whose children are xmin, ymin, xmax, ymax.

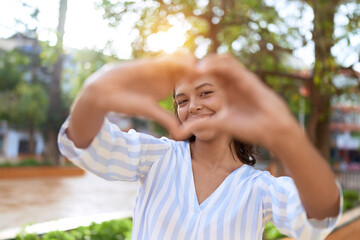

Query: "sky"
<box><xmin>0</xmin><ymin>0</ymin><xmax>190</xmax><ymax>59</ymax></box>
<box><xmin>0</xmin><ymin>0</ymin><xmax>136</xmax><ymax>59</ymax></box>
<box><xmin>0</xmin><ymin>0</ymin><xmax>359</xmax><ymax>71</ymax></box>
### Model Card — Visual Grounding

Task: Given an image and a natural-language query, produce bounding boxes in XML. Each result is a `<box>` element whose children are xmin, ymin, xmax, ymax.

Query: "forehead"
<box><xmin>174</xmin><ymin>75</ymin><xmax>219</xmax><ymax>94</ymax></box>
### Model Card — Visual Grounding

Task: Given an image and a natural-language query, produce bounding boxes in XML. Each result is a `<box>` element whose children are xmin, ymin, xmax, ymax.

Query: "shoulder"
<box><xmin>126</xmin><ymin>129</ymin><xmax>190</xmax><ymax>158</ymax></box>
<box><xmin>242</xmin><ymin>166</ymin><xmax>296</xmax><ymax>195</ymax></box>
<box><xmin>117</xmin><ymin>127</ymin><xmax>177</xmax><ymax>148</ymax></box>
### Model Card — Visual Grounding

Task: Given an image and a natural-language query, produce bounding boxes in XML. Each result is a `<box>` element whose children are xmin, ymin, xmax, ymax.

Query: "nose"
<box><xmin>189</xmin><ymin>98</ymin><xmax>202</xmax><ymax>113</ymax></box>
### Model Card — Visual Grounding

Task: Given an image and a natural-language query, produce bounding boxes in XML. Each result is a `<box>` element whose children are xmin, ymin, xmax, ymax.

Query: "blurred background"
<box><xmin>0</xmin><ymin>0</ymin><xmax>359</xmax><ymax>239</ymax></box>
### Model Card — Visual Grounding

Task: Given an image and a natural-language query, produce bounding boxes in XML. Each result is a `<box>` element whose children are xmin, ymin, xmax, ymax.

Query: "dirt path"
<box><xmin>0</xmin><ymin>172</ymin><xmax>138</xmax><ymax>230</ymax></box>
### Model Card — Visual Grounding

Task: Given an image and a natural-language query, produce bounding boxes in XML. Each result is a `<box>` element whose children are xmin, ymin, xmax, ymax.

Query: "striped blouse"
<box><xmin>58</xmin><ymin>117</ymin><xmax>342</xmax><ymax>240</ymax></box>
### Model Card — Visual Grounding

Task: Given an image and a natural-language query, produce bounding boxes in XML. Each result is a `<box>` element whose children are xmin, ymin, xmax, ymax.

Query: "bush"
<box><xmin>343</xmin><ymin>189</ymin><xmax>360</xmax><ymax>212</ymax></box>
<box><xmin>17</xmin><ymin>159</ymin><xmax>43</xmax><ymax>167</ymax></box>
<box><xmin>42</xmin><ymin>231</ymin><xmax>74</xmax><ymax>240</ymax></box>
<box><xmin>16</xmin><ymin>218</ymin><xmax>132</xmax><ymax>240</ymax></box>
<box><xmin>15</xmin><ymin>233</ymin><xmax>41</xmax><ymax>240</ymax></box>
<box><xmin>263</xmin><ymin>222</ymin><xmax>287</xmax><ymax>240</ymax></box>
<box><xmin>0</xmin><ymin>159</ymin><xmax>53</xmax><ymax>167</ymax></box>
<box><xmin>69</xmin><ymin>219</ymin><xmax>132</xmax><ymax>240</ymax></box>
<box><xmin>0</xmin><ymin>161</ymin><xmax>13</xmax><ymax>167</ymax></box>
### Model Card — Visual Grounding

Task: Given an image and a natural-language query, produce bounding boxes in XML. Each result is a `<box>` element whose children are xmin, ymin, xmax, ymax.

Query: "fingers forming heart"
<box><xmin>104</xmin><ymin>53</ymin><xmax>290</xmax><ymax>146</ymax></box>
<box><xmin>171</xmin><ymin>54</ymin><xmax>292</xmax><ymax>145</ymax></box>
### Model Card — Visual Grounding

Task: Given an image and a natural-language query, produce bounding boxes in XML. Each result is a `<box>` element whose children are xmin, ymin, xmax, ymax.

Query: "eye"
<box><xmin>177</xmin><ymin>99</ymin><xmax>188</xmax><ymax>106</ymax></box>
<box><xmin>200</xmin><ymin>91</ymin><xmax>213</xmax><ymax>97</ymax></box>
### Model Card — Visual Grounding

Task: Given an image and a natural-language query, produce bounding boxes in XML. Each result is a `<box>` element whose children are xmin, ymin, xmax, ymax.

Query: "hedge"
<box><xmin>15</xmin><ymin>218</ymin><xmax>132</xmax><ymax>240</ymax></box>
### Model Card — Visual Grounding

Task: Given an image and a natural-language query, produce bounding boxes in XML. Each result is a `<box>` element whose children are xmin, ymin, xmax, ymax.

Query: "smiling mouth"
<box><xmin>187</xmin><ymin>114</ymin><xmax>213</xmax><ymax>122</ymax></box>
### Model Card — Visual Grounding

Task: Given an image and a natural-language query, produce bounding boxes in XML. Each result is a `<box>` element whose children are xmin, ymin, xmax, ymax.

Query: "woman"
<box><xmin>58</xmin><ymin>53</ymin><xmax>342</xmax><ymax>239</ymax></box>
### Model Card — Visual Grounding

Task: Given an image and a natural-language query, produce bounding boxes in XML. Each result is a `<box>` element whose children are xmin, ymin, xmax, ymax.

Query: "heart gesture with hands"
<box><xmin>184</xmin><ymin>54</ymin><xmax>301</xmax><ymax>152</ymax></box>
<box><xmin>69</xmin><ymin>52</ymin><xmax>299</xmax><ymax>150</ymax></box>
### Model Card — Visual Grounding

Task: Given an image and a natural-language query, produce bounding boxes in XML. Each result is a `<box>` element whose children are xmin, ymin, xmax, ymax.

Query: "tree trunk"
<box><xmin>307</xmin><ymin>80</ymin><xmax>331</xmax><ymax>160</ymax></box>
<box><xmin>316</xmin><ymin>107</ymin><xmax>331</xmax><ymax>160</ymax></box>
<box><xmin>43</xmin><ymin>128</ymin><xmax>59</xmax><ymax>164</ymax></box>
<box><xmin>44</xmin><ymin>0</ymin><xmax>67</xmax><ymax>165</ymax></box>
<box><xmin>28</xmin><ymin>124</ymin><xmax>36</xmax><ymax>154</ymax></box>
<box><xmin>207</xmin><ymin>0</ymin><xmax>220</xmax><ymax>53</ymax></box>
<box><xmin>307</xmin><ymin>80</ymin><xmax>320</xmax><ymax>143</ymax></box>
<box><xmin>307</xmin><ymin>0</ymin><xmax>338</xmax><ymax>159</ymax></box>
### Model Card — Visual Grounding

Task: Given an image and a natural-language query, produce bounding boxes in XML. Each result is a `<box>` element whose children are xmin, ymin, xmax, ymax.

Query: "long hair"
<box><xmin>173</xmin><ymin>99</ymin><xmax>257</xmax><ymax>166</ymax></box>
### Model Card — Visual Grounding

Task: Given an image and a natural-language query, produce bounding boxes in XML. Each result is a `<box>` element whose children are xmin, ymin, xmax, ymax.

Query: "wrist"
<box><xmin>263</xmin><ymin>118</ymin><xmax>305</xmax><ymax>155</ymax></box>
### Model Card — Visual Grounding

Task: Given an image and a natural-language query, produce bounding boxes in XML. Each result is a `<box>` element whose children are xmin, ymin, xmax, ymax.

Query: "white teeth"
<box><xmin>189</xmin><ymin>115</ymin><xmax>212</xmax><ymax>121</ymax></box>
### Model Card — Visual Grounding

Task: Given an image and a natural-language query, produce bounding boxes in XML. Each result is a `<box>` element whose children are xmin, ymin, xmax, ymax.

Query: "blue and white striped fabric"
<box><xmin>58</xmin><ymin>117</ymin><xmax>342</xmax><ymax>240</ymax></box>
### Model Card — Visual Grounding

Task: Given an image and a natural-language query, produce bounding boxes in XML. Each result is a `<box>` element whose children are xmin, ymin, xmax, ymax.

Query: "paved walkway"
<box><xmin>0</xmin><ymin>172</ymin><xmax>138</xmax><ymax>231</ymax></box>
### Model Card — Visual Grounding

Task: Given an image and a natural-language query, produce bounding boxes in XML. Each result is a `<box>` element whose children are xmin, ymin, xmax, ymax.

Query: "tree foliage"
<box><xmin>0</xmin><ymin>48</ymin><xmax>49</xmax><ymax>126</ymax></box>
<box><xmin>97</xmin><ymin>0</ymin><xmax>309</xmax><ymax>112</ymax></box>
<box><xmin>97</xmin><ymin>0</ymin><xmax>360</xmax><ymax>158</ymax></box>
<box><xmin>66</xmin><ymin>48</ymin><xmax>119</xmax><ymax>100</ymax></box>
<box><xmin>0</xmin><ymin>47</ymin><xmax>50</xmax><ymax>154</ymax></box>
<box><xmin>0</xmin><ymin>49</ymin><xmax>28</xmax><ymax>90</ymax></box>
<box><xmin>10</xmin><ymin>83</ymin><xmax>49</xmax><ymax>127</ymax></box>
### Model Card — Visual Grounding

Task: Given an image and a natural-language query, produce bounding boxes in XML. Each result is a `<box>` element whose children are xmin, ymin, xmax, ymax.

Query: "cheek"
<box><xmin>177</xmin><ymin>106</ymin><xmax>187</xmax><ymax>123</ymax></box>
<box><xmin>207</xmin><ymin>97</ymin><xmax>225</xmax><ymax>111</ymax></box>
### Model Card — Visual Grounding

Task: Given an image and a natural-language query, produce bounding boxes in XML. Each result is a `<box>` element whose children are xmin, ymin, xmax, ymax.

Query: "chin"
<box><xmin>193</xmin><ymin>129</ymin><xmax>219</xmax><ymax>142</ymax></box>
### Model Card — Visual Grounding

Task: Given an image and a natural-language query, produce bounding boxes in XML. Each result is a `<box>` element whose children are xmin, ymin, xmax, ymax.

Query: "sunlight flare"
<box><xmin>147</xmin><ymin>25</ymin><xmax>187</xmax><ymax>53</ymax></box>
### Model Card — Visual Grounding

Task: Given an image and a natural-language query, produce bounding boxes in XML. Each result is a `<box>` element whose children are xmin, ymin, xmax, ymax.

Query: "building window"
<box><xmin>19</xmin><ymin>139</ymin><xmax>30</xmax><ymax>153</ymax></box>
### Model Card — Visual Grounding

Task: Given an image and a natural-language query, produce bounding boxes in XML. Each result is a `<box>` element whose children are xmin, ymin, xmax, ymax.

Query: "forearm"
<box><xmin>66</xmin><ymin>61</ymin><xmax>151</xmax><ymax>148</ymax></box>
<box><xmin>67</xmin><ymin>84</ymin><xmax>106</xmax><ymax>149</ymax></box>
<box><xmin>269</xmin><ymin>123</ymin><xmax>340</xmax><ymax>219</ymax></box>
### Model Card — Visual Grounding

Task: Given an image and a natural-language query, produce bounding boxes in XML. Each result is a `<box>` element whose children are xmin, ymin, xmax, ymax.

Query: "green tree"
<box><xmin>66</xmin><ymin>48</ymin><xmax>119</xmax><ymax>100</ymax></box>
<box><xmin>10</xmin><ymin>83</ymin><xmax>49</xmax><ymax>154</ymax></box>
<box><xmin>97</xmin><ymin>0</ymin><xmax>360</xmax><ymax>159</ymax></box>
<box><xmin>43</xmin><ymin>0</ymin><xmax>68</xmax><ymax>164</ymax></box>
<box><xmin>0</xmin><ymin>49</ymin><xmax>28</xmax><ymax>91</ymax></box>
<box><xmin>98</xmin><ymin>0</ymin><xmax>301</xmax><ymax>138</ymax></box>
<box><xmin>12</xmin><ymin>0</ymin><xmax>70</xmax><ymax>163</ymax></box>
<box><xmin>0</xmin><ymin>49</ymin><xmax>49</xmax><ymax>154</ymax></box>
<box><xmin>302</xmin><ymin>0</ymin><xmax>360</xmax><ymax>159</ymax></box>
<box><xmin>0</xmin><ymin>2</ymin><xmax>55</xmax><ymax>157</ymax></box>
<box><xmin>0</xmin><ymin>49</ymin><xmax>27</xmax><ymax>121</ymax></box>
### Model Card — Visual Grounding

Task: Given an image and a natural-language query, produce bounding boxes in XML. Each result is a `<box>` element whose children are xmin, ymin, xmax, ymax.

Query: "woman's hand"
<box><xmin>68</xmin><ymin>51</ymin><xmax>196</xmax><ymax>148</ymax></box>
<box><xmin>92</xmin><ymin>52</ymin><xmax>195</xmax><ymax>128</ymax></box>
<box><xmin>185</xmin><ymin>54</ymin><xmax>340</xmax><ymax>219</ymax></box>
<box><xmin>185</xmin><ymin>54</ymin><xmax>300</xmax><ymax>150</ymax></box>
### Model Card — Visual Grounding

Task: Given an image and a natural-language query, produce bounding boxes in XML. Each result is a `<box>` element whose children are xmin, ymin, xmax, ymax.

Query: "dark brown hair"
<box><xmin>173</xmin><ymin>99</ymin><xmax>257</xmax><ymax>166</ymax></box>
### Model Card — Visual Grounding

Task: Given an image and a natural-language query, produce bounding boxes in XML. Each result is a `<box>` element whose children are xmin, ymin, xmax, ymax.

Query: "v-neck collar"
<box><xmin>184</xmin><ymin>141</ymin><xmax>249</xmax><ymax>212</ymax></box>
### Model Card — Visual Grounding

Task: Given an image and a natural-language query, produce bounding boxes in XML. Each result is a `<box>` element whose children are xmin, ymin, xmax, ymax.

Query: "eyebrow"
<box><xmin>175</xmin><ymin>83</ymin><xmax>214</xmax><ymax>99</ymax></box>
<box><xmin>195</xmin><ymin>82</ymin><xmax>214</xmax><ymax>90</ymax></box>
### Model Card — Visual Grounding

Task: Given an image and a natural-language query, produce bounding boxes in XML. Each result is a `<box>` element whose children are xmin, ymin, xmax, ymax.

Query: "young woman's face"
<box><xmin>174</xmin><ymin>75</ymin><xmax>226</xmax><ymax>141</ymax></box>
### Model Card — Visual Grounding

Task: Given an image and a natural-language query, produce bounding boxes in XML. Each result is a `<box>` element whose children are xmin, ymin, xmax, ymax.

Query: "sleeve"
<box><xmin>57</xmin><ymin>116</ymin><xmax>172</xmax><ymax>183</ymax></box>
<box><xmin>260</xmin><ymin>174</ymin><xmax>343</xmax><ymax>240</ymax></box>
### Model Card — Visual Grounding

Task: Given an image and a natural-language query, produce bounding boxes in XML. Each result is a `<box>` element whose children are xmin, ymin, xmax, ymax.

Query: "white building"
<box><xmin>0</xmin><ymin>121</ymin><xmax>45</xmax><ymax>160</ymax></box>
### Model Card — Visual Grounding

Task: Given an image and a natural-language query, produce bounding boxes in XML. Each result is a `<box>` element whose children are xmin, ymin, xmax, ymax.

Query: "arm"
<box><xmin>58</xmin><ymin>116</ymin><xmax>172</xmax><ymax>182</ymax></box>
<box><xmin>189</xmin><ymin>54</ymin><xmax>340</xmax><ymax>220</ymax></box>
<box><xmin>268</xmin><ymin>122</ymin><xmax>340</xmax><ymax>219</ymax></box>
<box><xmin>67</xmin><ymin>52</ymin><xmax>196</xmax><ymax>149</ymax></box>
<box><xmin>66</xmin><ymin>83</ymin><xmax>106</xmax><ymax>148</ymax></box>
<box><xmin>59</xmin><ymin>53</ymin><xmax>197</xmax><ymax>181</ymax></box>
